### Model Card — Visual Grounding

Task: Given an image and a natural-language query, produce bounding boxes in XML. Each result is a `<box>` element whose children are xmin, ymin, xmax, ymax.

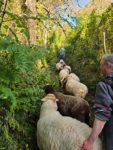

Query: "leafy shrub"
<box><xmin>0</xmin><ymin>36</ymin><xmax>59</xmax><ymax>149</ymax></box>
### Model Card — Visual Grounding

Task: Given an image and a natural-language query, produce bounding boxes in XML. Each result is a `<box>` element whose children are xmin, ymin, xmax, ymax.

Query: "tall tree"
<box><xmin>22</xmin><ymin>0</ymin><xmax>37</xmax><ymax>45</ymax></box>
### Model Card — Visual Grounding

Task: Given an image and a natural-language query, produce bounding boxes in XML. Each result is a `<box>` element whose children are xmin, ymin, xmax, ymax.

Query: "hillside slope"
<box><xmin>76</xmin><ymin>0</ymin><xmax>112</xmax><ymax>16</ymax></box>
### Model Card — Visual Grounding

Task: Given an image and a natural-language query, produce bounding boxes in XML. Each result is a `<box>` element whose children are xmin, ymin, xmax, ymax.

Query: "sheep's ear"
<box><xmin>56</xmin><ymin>99</ymin><xmax>59</xmax><ymax>102</ymax></box>
<box><xmin>69</xmin><ymin>68</ymin><xmax>71</xmax><ymax>72</ymax></box>
<box><xmin>41</xmin><ymin>98</ymin><xmax>46</xmax><ymax>101</ymax></box>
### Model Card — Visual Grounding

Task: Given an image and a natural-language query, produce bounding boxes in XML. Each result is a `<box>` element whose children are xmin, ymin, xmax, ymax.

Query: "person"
<box><xmin>81</xmin><ymin>54</ymin><xmax>113</xmax><ymax>150</ymax></box>
<box><xmin>57</xmin><ymin>47</ymin><xmax>66</xmax><ymax>61</ymax></box>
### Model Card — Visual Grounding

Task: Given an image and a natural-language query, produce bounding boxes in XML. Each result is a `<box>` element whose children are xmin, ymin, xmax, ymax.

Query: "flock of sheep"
<box><xmin>37</xmin><ymin>59</ymin><xmax>102</xmax><ymax>150</ymax></box>
<box><xmin>57</xmin><ymin>59</ymin><xmax>88</xmax><ymax>98</ymax></box>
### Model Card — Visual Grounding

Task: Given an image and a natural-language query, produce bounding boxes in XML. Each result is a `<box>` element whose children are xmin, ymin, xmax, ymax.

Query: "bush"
<box><xmin>0</xmin><ymin>36</ymin><xmax>59</xmax><ymax>149</ymax></box>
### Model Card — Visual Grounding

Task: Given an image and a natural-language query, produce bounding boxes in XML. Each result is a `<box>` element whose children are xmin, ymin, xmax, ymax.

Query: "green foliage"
<box><xmin>66</xmin><ymin>5</ymin><xmax>113</xmax><ymax>91</ymax></box>
<box><xmin>0</xmin><ymin>0</ymin><xmax>4</xmax><ymax>12</ymax></box>
<box><xmin>6</xmin><ymin>11</ymin><xmax>29</xmax><ymax>38</ymax></box>
<box><xmin>0</xmin><ymin>0</ymin><xmax>81</xmax><ymax>150</ymax></box>
<box><xmin>0</xmin><ymin>36</ymin><xmax>59</xmax><ymax>149</ymax></box>
<box><xmin>0</xmin><ymin>0</ymin><xmax>63</xmax><ymax>147</ymax></box>
<box><xmin>0</xmin><ymin>36</ymin><xmax>37</xmax><ymax>80</ymax></box>
<box><xmin>0</xmin><ymin>86</ymin><xmax>17</xmax><ymax>110</ymax></box>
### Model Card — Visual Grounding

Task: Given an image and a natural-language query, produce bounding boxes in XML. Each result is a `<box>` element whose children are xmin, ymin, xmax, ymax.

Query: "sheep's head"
<box><xmin>40</xmin><ymin>94</ymin><xmax>59</xmax><ymax>117</ymax></box>
<box><xmin>59</xmin><ymin>65</ymin><xmax>65</xmax><ymax>71</ymax></box>
<box><xmin>43</xmin><ymin>84</ymin><xmax>55</xmax><ymax>94</ymax></box>
<box><xmin>59</xmin><ymin>59</ymin><xmax>65</xmax><ymax>65</ymax></box>
<box><xmin>56</xmin><ymin>63</ymin><xmax>65</xmax><ymax>71</ymax></box>
<box><xmin>42</xmin><ymin>94</ymin><xmax>59</xmax><ymax>102</ymax></box>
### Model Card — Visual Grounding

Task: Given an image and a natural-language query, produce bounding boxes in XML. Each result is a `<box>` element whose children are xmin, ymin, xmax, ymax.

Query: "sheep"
<box><xmin>43</xmin><ymin>84</ymin><xmax>90</xmax><ymax>125</ymax></box>
<box><xmin>65</xmin><ymin>74</ymin><xmax>88</xmax><ymax>98</ymax></box>
<box><xmin>37</xmin><ymin>94</ymin><xmax>102</xmax><ymax>150</ymax></box>
<box><xmin>67</xmin><ymin>73</ymin><xmax>80</xmax><ymax>82</ymax></box>
<box><xmin>56</xmin><ymin>59</ymin><xmax>66</xmax><ymax>71</ymax></box>
<box><xmin>59</xmin><ymin>65</ymin><xmax>71</xmax><ymax>85</ymax></box>
<box><xmin>63</xmin><ymin>65</ymin><xmax>71</xmax><ymax>73</ymax></box>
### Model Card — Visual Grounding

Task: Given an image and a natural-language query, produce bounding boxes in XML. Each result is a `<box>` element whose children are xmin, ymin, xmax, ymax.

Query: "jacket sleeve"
<box><xmin>94</xmin><ymin>81</ymin><xmax>113</xmax><ymax>121</ymax></box>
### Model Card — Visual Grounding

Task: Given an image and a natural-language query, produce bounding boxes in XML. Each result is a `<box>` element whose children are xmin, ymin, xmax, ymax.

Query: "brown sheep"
<box><xmin>43</xmin><ymin>85</ymin><xmax>90</xmax><ymax>125</ymax></box>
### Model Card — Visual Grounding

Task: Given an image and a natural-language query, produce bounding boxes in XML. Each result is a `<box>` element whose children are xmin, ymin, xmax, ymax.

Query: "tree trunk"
<box><xmin>25</xmin><ymin>0</ymin><xmax>37</xmax><ymax>45</ymax></box>
<box><xmin>0</xmin><ymin>0</ymin><xmax>8</xmax><ymax>31</ymax></box>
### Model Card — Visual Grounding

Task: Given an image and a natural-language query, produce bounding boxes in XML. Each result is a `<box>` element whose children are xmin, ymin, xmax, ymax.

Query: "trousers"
<box><xmin>103</xmin><ymin>114</ymin><xmax>113</xmax><ymax>150</ymax></box>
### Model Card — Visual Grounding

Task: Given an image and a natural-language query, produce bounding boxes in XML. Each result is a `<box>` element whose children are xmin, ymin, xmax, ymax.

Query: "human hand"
<box><xmin>80</xmin><ymin>139</ymin><xmax>93</xmax><ymax>150</ymax></box>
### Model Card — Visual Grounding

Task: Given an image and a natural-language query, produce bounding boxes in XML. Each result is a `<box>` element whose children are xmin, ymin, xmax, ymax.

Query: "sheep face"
<box><xmin>59</xmin><ymin>59</ymin><xmax>65</xmax><ymax>65</ymax></box>
<box><xmin>56</xmin><ymin>63</ymin><xmax>65</xmax><ymax>71</ymax></box>
<box><xmin>43</xmin><ymin>85</ymin><xmax>54</xmax><ymax>94</ymax></box>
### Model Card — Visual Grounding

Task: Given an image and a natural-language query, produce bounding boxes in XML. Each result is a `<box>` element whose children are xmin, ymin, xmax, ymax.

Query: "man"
<box><xmin>57</xmin><ymin>47</ymin><xmax>66</xmax><ymax>61</ymax></box>
<box><xmin>81</xmin><ymin>54</ymin><xmax>113</xmax><ymax>150</ymax></box>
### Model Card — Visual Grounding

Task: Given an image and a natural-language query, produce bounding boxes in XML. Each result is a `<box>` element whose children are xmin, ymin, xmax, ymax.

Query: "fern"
<box><xmin>0</xmin><ymin>86</ymin><xmax>17</xmax><ymax>110</ymax></box>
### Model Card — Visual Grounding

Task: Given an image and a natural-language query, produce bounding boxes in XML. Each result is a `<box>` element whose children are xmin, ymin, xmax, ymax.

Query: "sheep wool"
<box><xmin>67</xmin><ymin>73</ymin><xmax>80</xmax><ymax>82</ymax></box>
<box><xmin>65</xmin><ymin>76</ymin><xmax>88</xmax><ymax>98</ymax></box>
<box><xmin>54</xmin><ymin>91</ymin><xmax>90</xmax><ymax>124</ymax></box>
<box><xmin>59</xmin><ymin>68</ymin><xmax>70</xmax><ymax>83</ymax></box>
<box><xmin>43</xmin><ymin>85</ymin><xmax>90</xmax><ymax>124</ymax></box>
<box><xmin>63</xmin><ymin>65</ymin><xmax>71</xmax><ymax>73</ymax></box>
<box><xmin>37</xmin><ymin>94</ymin><xmax>102</xmax><ymax>150</ymax></box>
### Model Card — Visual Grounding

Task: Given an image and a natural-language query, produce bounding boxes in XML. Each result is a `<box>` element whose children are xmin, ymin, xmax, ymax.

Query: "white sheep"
<box><xmin>59</xmin><ymin>65</ymin><xmax>71</xmax><ymax>84</ymax></box>
<box><xmin>67</xmin><ymin>73</ymin><xmax>80</xmax><ymax>82</ymax></box>
<box><xmin>65</xmin><ymin>74</ymin><xmax>88</xmax><ymax>98</ymax></box>
<box><xmin>63</xmin><ymin>65</ymin><xmax>71</xmax><ymax>73</ymax></box>
<box><xmin>56</xmin><ymin>59</ymin><xmax>66</xmax><ymax>71</ymax></box>
<box><xmin>37</xmin><ymin>94</ymin><xmax>102</xmax><ymax>150</ymax></box>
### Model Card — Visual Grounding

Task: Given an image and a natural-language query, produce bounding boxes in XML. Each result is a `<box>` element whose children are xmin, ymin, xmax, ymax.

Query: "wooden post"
<box><xmin>103</xmin><ymin>32</ymin><xmax>107</xmax><ymax>54</ymax></box>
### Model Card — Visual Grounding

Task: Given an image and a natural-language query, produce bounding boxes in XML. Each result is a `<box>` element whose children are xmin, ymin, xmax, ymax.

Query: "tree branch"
<box><xmin>0</xmin><ymin>0</ymin><xmax>8</xmax><ymax>31</ymax></box>
<box><xmin>76</xmin><ymin>0</ymin><xmax>82</xmax><ymax>8</ymax></box>
<box><xmin>40</xmin><ymin>4</ymin><xmax>67</xmax><ymax>37</ymax></box>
